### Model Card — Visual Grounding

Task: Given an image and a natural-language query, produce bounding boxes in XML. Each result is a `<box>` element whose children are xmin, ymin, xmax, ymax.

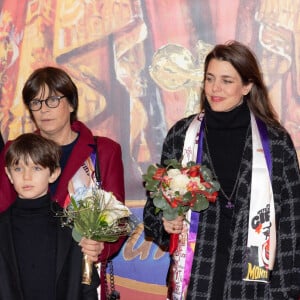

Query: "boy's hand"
<box><xmin>79</xmin><ymin>237</ymin><xmax>104</xmax><ymax>262</ymax></box>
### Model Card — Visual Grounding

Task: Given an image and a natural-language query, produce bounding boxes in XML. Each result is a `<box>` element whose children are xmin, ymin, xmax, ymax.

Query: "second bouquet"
<box><xmin>61</xmin><ymin>186</ymin><xmax>132</xmax><ymax>285</ymax></box>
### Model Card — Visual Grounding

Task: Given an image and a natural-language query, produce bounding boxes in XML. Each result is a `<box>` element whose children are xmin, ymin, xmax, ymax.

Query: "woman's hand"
<box><xmin>162</xmin><ymin>215</ymin><xmax>184</xmax><ymax>234</ymax></box>
<box><xmin>79</xmin><ymin>237</ymin><xmax>104</xmax><ymax>262</ymax></box>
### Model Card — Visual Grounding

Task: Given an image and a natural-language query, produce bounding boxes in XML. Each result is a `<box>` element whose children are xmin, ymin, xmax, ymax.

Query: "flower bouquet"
<box><xmin>143</xmin><ymin>159</ymin><xmax>219</xmax><ymax>254</ymax></box>
<box><xmin>61</xmin><ymin>186</ymin><xmax>132</xmax><ymax>285</ymax></box>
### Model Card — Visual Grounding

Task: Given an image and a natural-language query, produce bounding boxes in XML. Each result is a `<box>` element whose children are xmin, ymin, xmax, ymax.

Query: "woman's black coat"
<box><xmin>144</xmin><ymin>114</ymin><xmax>300</xmax><ymax>299</ymax></box>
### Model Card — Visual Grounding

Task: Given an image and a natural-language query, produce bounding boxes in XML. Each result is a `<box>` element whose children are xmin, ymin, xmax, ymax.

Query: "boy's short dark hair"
<box><xmin>5</xmin><ymin>133</ymin><xmax>61</xmax><ymax>174</ymax></box>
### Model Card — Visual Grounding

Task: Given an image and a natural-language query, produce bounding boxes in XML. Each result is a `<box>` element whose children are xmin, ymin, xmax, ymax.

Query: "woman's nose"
<box><xmin>212</xmin><ymin>80</ymin><xmax>221</xmax><ymax>92</ymax></box>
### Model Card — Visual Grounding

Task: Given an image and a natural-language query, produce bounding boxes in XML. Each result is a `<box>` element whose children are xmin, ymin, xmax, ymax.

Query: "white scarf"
<box><xmin>243</xmin><ymin>113</ymin><xmax>276</xmax><ymax>282</ymax></box>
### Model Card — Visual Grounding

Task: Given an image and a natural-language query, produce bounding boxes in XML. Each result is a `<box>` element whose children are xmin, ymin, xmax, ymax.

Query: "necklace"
<box><xmin>204</xmin><ymin>124</ymin><xmax>250</xmax><ymax>209</ymax></box>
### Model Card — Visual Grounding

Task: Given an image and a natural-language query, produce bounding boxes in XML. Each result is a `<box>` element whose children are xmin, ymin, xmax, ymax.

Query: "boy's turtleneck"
<box><xmin>11</xmin><ymin>193</ymin><xmax>56</xmax><ymax>300</ymax></box>
<box><xmin>12</xmin><ymin>193</ymin><xmax>52</xmax><ymax>213</ymax></box>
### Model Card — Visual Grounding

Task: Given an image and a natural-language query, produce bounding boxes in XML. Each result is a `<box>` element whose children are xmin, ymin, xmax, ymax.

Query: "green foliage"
<box><xmin>142</xmin><ymin>164</ymin><xmax>160</xmax><ymax>192</ymax></box>
<box><xmin>163</xmin><ymin>205</ymin><xmax>180</xmax><ymax>220</ymax></box>
<box><xmin>193</xmin><ymin>195</ymin><xmax>209</xmax><ymax>211</ymax></box>
<box><xmin>164</xmin><ymin>159</ymin><xmax>182</xmax><ymax>169</ymax></box>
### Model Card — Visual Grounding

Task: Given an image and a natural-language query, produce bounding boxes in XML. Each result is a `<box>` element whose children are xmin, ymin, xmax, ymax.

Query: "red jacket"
<box><xmin>0</xmin><ymin>121</ymin><xmax>126</xmax><ymax>299</ymax></box>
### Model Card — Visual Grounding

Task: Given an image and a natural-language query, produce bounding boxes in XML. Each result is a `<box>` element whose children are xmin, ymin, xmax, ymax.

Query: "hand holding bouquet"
<box><xmin>143</xmin><ymin>159</ymin><xmax>219</xmax><ymax>253</ymax></box>
<box><xmin>61</xmin><ymin>186</ymin><xmax>132</xmax><ymax>284</ymax></box>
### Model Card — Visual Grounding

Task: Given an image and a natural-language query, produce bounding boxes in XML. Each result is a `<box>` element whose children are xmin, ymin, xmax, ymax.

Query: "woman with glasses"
<box><xmin>0</xmin><ymin>66</ymin><xmax>125</xmax><ymax>299</ymax></box>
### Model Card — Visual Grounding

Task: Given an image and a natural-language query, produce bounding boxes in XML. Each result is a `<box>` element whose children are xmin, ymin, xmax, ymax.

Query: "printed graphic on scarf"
<box><xmin>244</xmin><ymin>204</ymin><xmax>272</xmax><ymax>282</ymax></box>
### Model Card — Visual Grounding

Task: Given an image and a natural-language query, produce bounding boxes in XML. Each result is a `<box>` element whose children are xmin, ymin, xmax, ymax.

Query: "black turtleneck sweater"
<box><xmin>204</xmin><ymin>100</ymin><xmax>251</xmax><ymax>299</ymax></box>
<box><xmin>11</xmin><ymin>194</ymin><xmax>57</xmax><ymax>300</ymax></box>
<box><xmin>205</xmin><ymin>100</ymin><xmax>250</xmax><ymax>204</ymax></box>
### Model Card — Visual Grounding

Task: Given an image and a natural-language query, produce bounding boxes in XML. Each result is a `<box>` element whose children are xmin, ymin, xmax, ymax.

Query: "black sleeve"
<box><xmin>143</xmin><ymin>115</ymin><xmax>195</xmax><ymax>249</ymax></box>
<box><xmin>143</xmin><ymin>193</ymin><xmax>170</xmax><ymax>249</ymax></box>
<box><xmin>82</xmin><ymin>266</ymin><xmax>100</xmax><ymax>300</ymax></box>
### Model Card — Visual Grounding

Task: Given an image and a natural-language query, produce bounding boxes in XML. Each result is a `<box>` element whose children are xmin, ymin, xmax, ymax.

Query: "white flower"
<box><xmin>169</xmin><ymin>173</ymin><xmax>189</xmax><ymax>195</ymax></box>
<box><xmin>167</xmin><ymin>168</ymin><xmax>181</xmax><ymax>178</ymax></box>
<box><xmin>190</xmin><ymin>177</ymin><xmax>200</xmax><ymax>186</ymax></box>
<box><xmin>99</xmin><ymin>190</ymin><xmax>131</xmax><ymax>225</ymax></box>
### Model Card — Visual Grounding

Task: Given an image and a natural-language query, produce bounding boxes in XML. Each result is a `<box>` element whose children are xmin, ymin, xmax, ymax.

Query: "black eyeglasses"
<box><xmin>28</xmin><ymin>95</ymin><xmax>66</xmax><ymax>111</ymax></box>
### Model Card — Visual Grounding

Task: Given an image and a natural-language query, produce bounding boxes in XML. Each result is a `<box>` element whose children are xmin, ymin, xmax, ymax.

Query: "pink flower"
<box><xmin>187</xmin><ymin>180</ymin><xmax>201</xmax><ymax>192</ymax></box>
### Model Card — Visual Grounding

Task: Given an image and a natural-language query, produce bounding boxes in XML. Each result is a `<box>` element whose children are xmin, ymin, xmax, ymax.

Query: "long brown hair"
<box><xmin>200</xmin><ymin>40</ymin><xmax>282</xmax><ymax>128</ymax></box>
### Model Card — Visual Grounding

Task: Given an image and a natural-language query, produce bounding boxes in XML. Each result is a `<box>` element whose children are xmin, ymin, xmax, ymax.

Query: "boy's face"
<box><xmin>5</xmin><ymin>157</ymin><xmax>60</xmax><ymax>199</ymax></box>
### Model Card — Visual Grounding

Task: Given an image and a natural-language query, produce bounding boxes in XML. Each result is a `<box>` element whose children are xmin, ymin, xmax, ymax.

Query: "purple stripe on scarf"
<box><xmin>255</xmin><ymin>117</ymin><xmax>272</xmax><ymax>177</ymax></box>
<box><xmin>196</xmin><ymin>118</ymin><xmax>205</xmax><ymax>164</ymax></box>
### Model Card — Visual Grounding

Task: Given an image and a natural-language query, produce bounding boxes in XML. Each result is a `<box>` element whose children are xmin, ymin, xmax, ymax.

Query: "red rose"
<box><xmin>188</xmin><ymin>165</ymin><xmax>200</xmax><ymax>177</ymax></box>
<box><xmin>207</xmin><ymin>191</ymin><xmax>218</xmax><ymax>203</ymax></box>
<box><xmin>153</xmin><ymin>167</ymin><xmax>166</xmax><ymax>180</ymax></box>
<box><xmin>171</xmin><ymin>197</ymin><xmax>181</xmax><ymax>208</ymax></box>
<box><xmin>202</xmin><ymin>181</ymin><xmax>212</xmax><ymax>189</ymax></box>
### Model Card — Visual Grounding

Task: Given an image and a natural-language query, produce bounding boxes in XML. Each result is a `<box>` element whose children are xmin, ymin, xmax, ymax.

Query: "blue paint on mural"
<box><xmin>112</xmin><ymin>207</ymin><xmax>170</xmax><ymax>285</ymax></box>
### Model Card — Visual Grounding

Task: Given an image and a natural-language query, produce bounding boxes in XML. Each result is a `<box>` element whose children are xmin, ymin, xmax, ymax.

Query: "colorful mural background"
<box><xmin>1</xmin><ymin>0</ymin><xmax>300</xmax><ymax>299</ymax></box>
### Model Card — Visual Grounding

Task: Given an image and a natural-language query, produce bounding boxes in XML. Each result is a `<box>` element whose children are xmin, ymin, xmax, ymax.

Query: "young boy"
<box><xmin>0</xmin><ymin>133</ymin><xmax>100</xmax><ymax>300</ymax></box>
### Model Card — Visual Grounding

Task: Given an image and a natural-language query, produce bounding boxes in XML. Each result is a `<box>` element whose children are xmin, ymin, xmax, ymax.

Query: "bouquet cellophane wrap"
<box><xmin>62</xmin><ymin>187</ymin><xmax>132</xmax><ymax>285</ymax></box>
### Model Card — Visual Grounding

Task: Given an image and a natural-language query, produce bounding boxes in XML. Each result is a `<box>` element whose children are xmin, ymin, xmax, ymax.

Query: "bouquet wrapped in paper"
<box><xmin>61</xmin><ymin>186</ymin><xmax>132</xmax><ymax>285</ymax></box>
<box><xmin>143</xmin><ymin>159</ymin><xmax>220</xmax><ymax>253</ymax></box>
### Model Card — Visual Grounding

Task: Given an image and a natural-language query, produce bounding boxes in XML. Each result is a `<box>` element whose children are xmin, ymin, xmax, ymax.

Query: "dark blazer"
<box><xmin>0</xmin><ymin>209</ymin><xmax>100</xmax><ymax>300</ymax></box>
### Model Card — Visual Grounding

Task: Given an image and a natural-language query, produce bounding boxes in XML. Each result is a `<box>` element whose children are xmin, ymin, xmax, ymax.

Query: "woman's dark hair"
<box><xmin>5</xmin><ymin>133</ymin><xmax>61</xmax><ymax>175</ymax></box>
<box><xmin>22</xmin><ymin>66</ymin><xmax>78</xmax><ymax>123</ymax></box>
<box><xmin>200</xmin><ymin>40</ymin><xmax>282</xmax><ymax>128</ymax></box>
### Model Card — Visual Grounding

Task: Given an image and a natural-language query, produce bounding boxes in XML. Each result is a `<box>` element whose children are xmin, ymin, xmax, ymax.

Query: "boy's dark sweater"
<box><xmin>11</xmin><ymin>194</ymin><xmax>56</xmax><ymax>300</ymax></box>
